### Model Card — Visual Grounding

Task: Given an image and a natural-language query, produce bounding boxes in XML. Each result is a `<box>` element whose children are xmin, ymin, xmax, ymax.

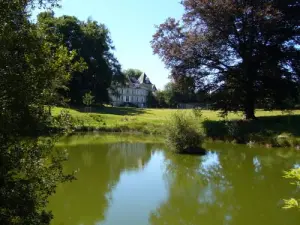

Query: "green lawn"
<box><xmin>51</xmin><ymin>106</ymin><xmax>244</xmax><ymax>132</ymax></box>
<box><xmin>52</xmin><ymin>106</ymin><xmax>300</xmax><ymax>142</ymax></box>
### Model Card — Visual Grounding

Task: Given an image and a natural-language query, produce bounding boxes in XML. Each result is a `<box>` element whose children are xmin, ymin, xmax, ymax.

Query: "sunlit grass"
<box><xmin>51</xmin><ymin>106</ymin><xmax>300</xmax><ymax>142</ymax></box>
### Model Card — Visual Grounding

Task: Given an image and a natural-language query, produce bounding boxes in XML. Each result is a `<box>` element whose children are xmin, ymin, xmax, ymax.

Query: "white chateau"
<box><xmin>109</xmin><ymin>73</ymin><xmax>157</xmax><ymax>108</ymax></box>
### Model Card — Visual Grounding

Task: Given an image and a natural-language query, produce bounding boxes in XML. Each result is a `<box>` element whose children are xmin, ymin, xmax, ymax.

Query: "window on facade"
<box><xmin>126</xmin><ymin>96</ymin><xmax>129</xmax><ymax>102</ymax></box>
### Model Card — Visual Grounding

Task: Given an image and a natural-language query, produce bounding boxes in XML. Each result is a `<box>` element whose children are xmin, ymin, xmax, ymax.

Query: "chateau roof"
<box><xmin>152</xmin><ymin>84</ymin><xmax>157</xmax><ymax>92</ymax></box>
<box><xmin>123</xmin><ymin>72</ymin><xmax>156</xmax><ymax>91</ymax></box>
<box><xmin>138</xmin><ymin>72</ymin><xmax>152</xmax><ymax>85</ymax></box>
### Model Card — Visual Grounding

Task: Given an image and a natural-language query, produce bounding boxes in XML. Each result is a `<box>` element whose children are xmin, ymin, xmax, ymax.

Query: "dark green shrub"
<box><xmin>0</xmin><ymin>138</ymin><xmax>75</xmax><ymax>225</ymax></box>
<box><xmin>52</xmin><ymin>109</ymin><xmax>77</xmax><ymax>132</ymax></box>
<box><xmin>165</xmin><ymin>111</ymin><xmax>204</xmax><ymax>154</ymax></box>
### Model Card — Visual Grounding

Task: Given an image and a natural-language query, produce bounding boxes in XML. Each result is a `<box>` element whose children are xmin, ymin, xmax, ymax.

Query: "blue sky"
<box><xmin>34</xmin><ymin>0</ymin><xmax>184</xmax><ymax>89</ymax></box>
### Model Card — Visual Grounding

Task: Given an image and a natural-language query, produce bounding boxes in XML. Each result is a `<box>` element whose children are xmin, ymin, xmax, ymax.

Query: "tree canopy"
<box><xmin>0</xmin><ymin>1</ymin><xmax>77</xmax><ymax>224</ymax></box>
<box><xmin>152</xmin><ymin>0</ymin><xmax>300</xmax><ymax>119</ymax></box>
<box><xmin>36</xmin><ymin>12</ymin><xmax>122</xmax><ymax>105</ymax></box>
<box><xmin>1</xmin><ymin>2</ymin><xmax>85</xmax><ymax>135</ymax></box>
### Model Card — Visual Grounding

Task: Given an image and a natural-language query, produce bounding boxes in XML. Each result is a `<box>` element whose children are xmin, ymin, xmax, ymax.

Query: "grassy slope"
<box><xmin>52</xmin><ymin>106</ymin><xmax>242</xmax><ymax>131</ymax></box>
<box><xmin>52</xmin><ymin>106</ymin><xmax>300</xmax><ymax>137</ymax></box>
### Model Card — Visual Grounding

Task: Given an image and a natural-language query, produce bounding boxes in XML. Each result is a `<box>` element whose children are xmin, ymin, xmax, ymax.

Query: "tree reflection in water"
<box><xmin>49</xmin><ymin>137</ymin><xmax>300</xmax><ymax>225</ymax></box>
<box><xmin>150</xmin><ymin>144</ymin><xmax>300</xmax><ymax>225</ymax></box>
<box><xmin>49</xmin><ymin>141</ymin><xmax>154</xmax><ymax>225</ymax></box>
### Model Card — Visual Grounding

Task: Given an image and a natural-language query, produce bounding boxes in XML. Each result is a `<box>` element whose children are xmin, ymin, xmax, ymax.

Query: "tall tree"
<box><xmin>1</xmin><ymin>2</ymin><xmax>83</xmax><ymax>135</ymax></box>
<box><xmin>152</xmin><ymin>0</ymin><xmax>300</xmax><ymax>119</ymax></box>
<box><xmin>155</xmin><ymin>90</ymin><xmax>168</xmax><ymax>108</ymax></box>
<box><xmin>1</xmin><ymin>1</ymin><xmax>75</xmax><ymax>225</ymax></box>
<box><xmin>37</xmin><ymin>12</ymin><xmax>122</xmax><ymax>105</ymax></box>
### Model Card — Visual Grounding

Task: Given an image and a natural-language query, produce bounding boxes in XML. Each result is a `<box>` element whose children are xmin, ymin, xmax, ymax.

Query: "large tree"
<box><xmin>37</xmin><ymin>12</ymin><xmax>122</xmax><ymax>105</ymax></box>
<box><xmin>0</xmin><ymin>1</ymin><xmax>76</xmax><ymax>224</ymax></box>
<box><xmin>1</xmin><ymin>1</ymin><xmax>83</xmax><ymax>135</ymax></box>
<box><xmin>152</xmin><ymin>0</ymin><xmax>300</xmax><ymax>119</ymax></box>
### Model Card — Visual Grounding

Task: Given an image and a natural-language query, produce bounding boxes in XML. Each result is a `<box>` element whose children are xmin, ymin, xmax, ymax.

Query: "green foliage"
<box><xmin>146</xmin><ymin>92</ymin><xmax>158</xmax><ymax>108</ymax></box>
<box><xmin>0</xmin><ymin>137</ymin><xmax>75</xmax><ymax>225</ymax></box>
<box><xmin>0</xmin><ymin>2</ymin><xmax>84</xmax><ymax>136</ymax></box>
<box><xmin>82</xmin><ymin>91</ymin><xmax>95</xmax><ymax>107</ymax></box>
<box><xmin>165</xmin><ymin>111</ymin><xmax>204</xmax><ymax>154</ymax></box>
<box><xmin>155</xmin><ymin>81</ymin><xmax>198</xmax><ymax>108</ymax></box>
<box><xmin>123</xmin><ymin>68</ymin><xmax>143</xmax><ymax>80</ymax></box>
<box><xmin>203</xmin><ymin>115</ymin><xmax>300</xmax><ymax>147</ymax></box>
<box><xmin>163</xmin><ymin>83</ymin><xmax>177</xmax><ymax>107</ymax></box>
<box><xmin>192</xmin><ymin>108</ymin><xmax>203</xmax><ymax>118</ymax></box>
<box><xmin>52</xmin><ymin>109</ymin><xmax>84</xmax><ymax>133</ymax></box>
<box><xmin>36</xmin><ymin>12</ymin><xmax>122</xmax><ymax>105</ymax></box>
<box><xmin>155</xmin><ymin>90</ymin><xmax>168</xmax><ymax>108</ymax></box>
<box><xmin>153</xmin><ymin>83</ymin><xmax>181</xmax><ymax>108</ymax></box>
<box><xmin>283</xmin><ymin>168</ymin><xmax>300</xmax><ymax>210</ymax></box>
<box><xmin>40</xmin><ymin>43</ymin><xmax>86</xmax><ymax>106</ymax></box>
<box><xmin>1</xmin><ymin>1</ymin><xmax>77</xmax><ymax>225</ymax></box>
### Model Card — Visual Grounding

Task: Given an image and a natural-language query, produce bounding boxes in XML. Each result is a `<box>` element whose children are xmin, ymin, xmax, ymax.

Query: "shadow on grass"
<box><xmin>203</xmin><ymin>114</ymin><xmax>300</xmax><ymax>144</ymax></box>
<box><xmin>73</xmin><ymin>106</ymin><xmax>148</xmax><ymax>116</ymax></box>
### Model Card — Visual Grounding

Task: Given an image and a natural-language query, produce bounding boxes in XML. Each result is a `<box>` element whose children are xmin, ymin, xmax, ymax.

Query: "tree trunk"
<box><xmin>244</xmin><ymin>79</ymin><xmax>256</xmax><ymax>120</ymax></box>
<box><xmin>244</xmin><ymin>100</ymin><xmax>256</xmax><ymax>120</ymax></box>
<box><xmin>243</xmin><ymin>62</ymin><xmax>257</xmax><ymax>120</ymax></box>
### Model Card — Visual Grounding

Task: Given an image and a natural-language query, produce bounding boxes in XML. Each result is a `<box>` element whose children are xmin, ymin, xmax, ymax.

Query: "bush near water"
<box><xmin>165</xmin><ymin>111</ymin><xmax>204</xmax><ymax>154</ymax></box>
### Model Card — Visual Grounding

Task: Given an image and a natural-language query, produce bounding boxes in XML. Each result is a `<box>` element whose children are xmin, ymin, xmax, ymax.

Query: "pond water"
<box><xmin>50</xmin><ymin>134</ymin><xmax>300</xmax><ymax>225</ymax></box>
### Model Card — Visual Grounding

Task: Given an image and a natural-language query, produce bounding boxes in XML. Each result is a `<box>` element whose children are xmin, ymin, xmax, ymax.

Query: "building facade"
<box><xmin>109</xmin><ymin>73</ymin><xmax>157</xmax><ymax>108</ymax></box>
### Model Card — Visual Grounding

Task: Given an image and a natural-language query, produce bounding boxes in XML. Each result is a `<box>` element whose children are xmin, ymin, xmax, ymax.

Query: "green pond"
<box><xmin>50</xmin><ymin>134</ymin><xmax>300</xmax><ymax>225</ymax></box>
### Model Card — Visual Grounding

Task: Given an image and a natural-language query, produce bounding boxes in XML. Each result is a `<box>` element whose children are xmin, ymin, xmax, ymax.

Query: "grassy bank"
<box><xmin>51</xmin><ymin>106</ymin><xmax>300</xmax><ymax>148</ymax></box>
<box><xmin>55</xmin><ymin>132</ymin><xmax>164</xmax><ymax>147</ymax></box>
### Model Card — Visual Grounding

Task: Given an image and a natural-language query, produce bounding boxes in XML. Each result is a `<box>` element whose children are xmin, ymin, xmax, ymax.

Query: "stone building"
<box><xmin>109</xmin><ymin>72</ymin><xmax>157</xmax><ymax>108</ymax></box>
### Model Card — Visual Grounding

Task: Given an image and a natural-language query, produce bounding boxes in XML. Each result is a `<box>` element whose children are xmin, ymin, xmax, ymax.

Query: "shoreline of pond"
<box><xmin>49</xmin><ymin>107</ymin><xmax>300</xmax><ymax>150</ymax></box>
<box><xmin>50</xmin><ymin>128</ymin><xmax>300</xmax><ymax>151</ymax></box>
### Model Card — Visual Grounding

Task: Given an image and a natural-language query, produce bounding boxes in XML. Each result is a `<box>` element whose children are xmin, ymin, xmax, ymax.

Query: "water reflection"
<box><xmin>50</xmin><ymin>141</ymin><xmax>156</xmax><ymax>225</ymax></box>
<box><xmin>108</xmin><ymin>142</ymin><xmax>153</xmax><ymax>171</ymax></box>
<box><xmin>50</xmin><ymin>136</ymin><xmax>300</xmax><ymax>225</ymax></box>
<box><xmin>150</xmin><ymin>144</ymin><xmax>300</xmax><ymax>225</ymax></box>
